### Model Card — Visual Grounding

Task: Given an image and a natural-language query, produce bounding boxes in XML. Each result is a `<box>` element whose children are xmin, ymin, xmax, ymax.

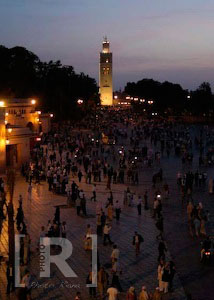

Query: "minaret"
<box><xmin>99</xmin><ymin>37</ymin><xmax>113</xmax><ymax>106</ymax></box>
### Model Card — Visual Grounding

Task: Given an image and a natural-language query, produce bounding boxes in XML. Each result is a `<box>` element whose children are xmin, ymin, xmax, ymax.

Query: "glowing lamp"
<box><xmin>77</xmin><ymin>99</ymin><xmax>83</xmax><ymax>105</ymax></box>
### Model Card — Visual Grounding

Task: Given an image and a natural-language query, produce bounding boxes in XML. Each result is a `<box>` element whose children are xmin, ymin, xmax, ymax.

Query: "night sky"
<box><xmin>0</xmin><ymin>0</ymin><xmax>214</xmax><ymax>90</ymax></box>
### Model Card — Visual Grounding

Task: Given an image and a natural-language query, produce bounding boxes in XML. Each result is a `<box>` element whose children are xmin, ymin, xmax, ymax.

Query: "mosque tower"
<box><xmin>99</xmin><ymin>37</ymin><xmax>113</xmax><ymax>106</ymax></box>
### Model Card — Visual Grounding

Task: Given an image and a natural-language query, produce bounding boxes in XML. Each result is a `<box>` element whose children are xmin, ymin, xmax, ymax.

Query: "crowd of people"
<box><xmin>0</xmin><ymin>108</ymin><xmax>213</xmax><ymax>300</ymax></box>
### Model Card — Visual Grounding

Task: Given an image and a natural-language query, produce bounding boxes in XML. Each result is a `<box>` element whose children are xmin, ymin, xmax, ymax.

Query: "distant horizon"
<box><xmin>3</xmin><ymin>42</ymin><xmax>213</xmax><ymax>94</ymax></box>
<box><xmin>1</xmin><ymin>0</ymin><xmax>214</xmax><ymax>92</ymax></box>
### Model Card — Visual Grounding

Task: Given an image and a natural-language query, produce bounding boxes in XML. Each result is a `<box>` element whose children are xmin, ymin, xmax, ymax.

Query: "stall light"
<box><xmin>36</xmin><ymin>118</ymin><xmax>40</xmax><ymax>122</ymax></box>
<box><xmin>37</xmin><ymin>111</ymin><xmax>41</xmax><ymax>115</ymax></box>
<box><xmin>5</xmin><ymin>120</ymin><xmax>7</xmax><ymax>125</ymax></box>
<box><xmin>5</xmin><ymin>112</ymin><xmax>8</xmax><ymax>116</ymax></box>
<box><xmin>114</xmin><ymin>95</ymin><xmax>118</xmax><ymax>99</ymax></box>
<box><xmin>36</xmin><ymin>137</ymin><xmax>41</xmax><ymax>142</ymax></box>
<box><xmin>50</xmin><ymin>113</ymin><xmax>53</xmax><ymax>118</ymax></box>
<box><xmin>8</xmin><ymin>128</ymin><xmax>12</xmax><ymax>133</ymax></box>
<box><xmin>6</xmin><ymin>139</ymin><xmax>9</xmax><ymax>145</ymax></box>
<box><xmin>31</xmin><ymin>99</ymin><xmax>36</xmax><ymax>105</ymax></box>
<box><xmin>0</xmin><ymin>101</ymin><xmax>5</xmax><ymax>107</ymax></box>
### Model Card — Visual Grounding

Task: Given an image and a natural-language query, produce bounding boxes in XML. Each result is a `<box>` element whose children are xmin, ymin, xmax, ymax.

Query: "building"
<box><xmin>99</xmin><ymin>37</ymin><xmax>113</xmax><ymax>106</ymax></box>
<box><xmin>113</xmin><ymin>91</ymin><xmax>132</xmax><ymax>107</ymax></box>
<box><xmin>0</xmin><ymin>98</ymin><xmax>52</xmax><ymax>174</ymax></box>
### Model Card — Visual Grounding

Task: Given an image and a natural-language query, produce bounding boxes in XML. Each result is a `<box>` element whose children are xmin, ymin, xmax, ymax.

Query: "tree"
<box><xmin>0</xmin><ymin>45</ymin><xmax>99</xmax><ymax>119</ymax></box>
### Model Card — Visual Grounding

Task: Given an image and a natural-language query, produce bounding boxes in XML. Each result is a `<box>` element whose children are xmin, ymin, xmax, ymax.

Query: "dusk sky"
<box><xmin>0</xmin><ymin>0</ymin><xmax>214</xmax><ymax>90</ymax></box>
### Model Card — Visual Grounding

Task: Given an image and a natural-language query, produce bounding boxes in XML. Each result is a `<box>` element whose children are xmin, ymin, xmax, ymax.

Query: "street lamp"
<box><xmin>77</xmin><ymin>99</ymin><xmax>83</xmax><ymax>105</ymax></box>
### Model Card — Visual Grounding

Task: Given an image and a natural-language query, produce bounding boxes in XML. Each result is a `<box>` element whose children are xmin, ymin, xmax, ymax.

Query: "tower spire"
<box><xmin>99</xmin><ymin>38</ymin><xmax>113</xmax><ymax>106</ymax></box>
<box><xmin>103</xmin><ymin>35</ymin><xmax>108</xmax><ymax>43</ymax></box>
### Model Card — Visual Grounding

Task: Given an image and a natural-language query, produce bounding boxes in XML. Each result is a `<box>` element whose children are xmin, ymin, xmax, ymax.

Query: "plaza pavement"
<box><xmin>2</xmin><ymin>125</ymin><xmax>214</xmax><ymax>300</ymax></box>
<box><xmin>0</xmin><ymin>172</ymin><xmax>187</xmax><ymax>300</ymax></box>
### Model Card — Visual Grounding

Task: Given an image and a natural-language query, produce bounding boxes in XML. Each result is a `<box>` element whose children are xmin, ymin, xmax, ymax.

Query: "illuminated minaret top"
<box><xmin>99</xmin><ymin>37</ymin><xmax>113</xmax><ymax>106</ymax></box>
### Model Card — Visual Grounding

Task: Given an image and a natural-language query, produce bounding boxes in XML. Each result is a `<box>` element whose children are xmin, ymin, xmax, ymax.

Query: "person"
<box><xmin>103</xmin><ymin>223</ymin><xmax>113</xmax><ymax>246</ymax></box>
<box><xmin>47</xmin><ymin>220</ymin><xmax>52</xmax><ymax>237</ymax></box>
<box><xmin>161</xmin><ymin>263</ymin><xmax>170</xmax><ymax>294</ymax></box>
<box><xmin>107</xmin><ymin>203</ymin><xmax>113</xmax><ymax>221</ymax></box>
<box><xmin>126</xmin><ymin>286</ymin><xmax>137</xmax><ymax>300</ymax></box>
<box><xmin>97</xmin><ymin>267</ymin><xmax>109</xmax><ymax>298</ymax></box>
<box><xmin>115</xmin><ymin>201</ymin><xmax>121</xmax><ymax>221</ymax></box>
<box><xmin>61</xmin><ymin>221</ymin><xmax>67</xmax><ymax>245</ymax></box>
<box><xmin>74</xmin><ymin>291</ymin><xmax>82</xmax><ymax>300</ymax></box>
<box><xmin>132</xmin><ymin>231</ymin><xmax>144</xmax><ymax>256</ymax></box>
<box><xmin>96</xmin><ymin>213</ymin><xmax>102</xmax><ymax>235</ymax></box>
<box><xmin>193</xmin><ymin>217</ymin><xmax>200</xmax><ymax>237</ymax></box>
<box><xmin>6</xmin><ymin>262</ymin><xmax>14</xmax><ymax>294</ymax></box>
<box><xmin>153</xmin><ymin>198</ymin><xmax>159</xmax><ymax>218</ymax></box>
<box><xmin>169</xmin><ymin>261</ymin><xmax>176</xmax><ymax>291</ymax></box>
<box><xmin>76</xmin><ymin>196</ymin><xmax>81</xmax><ymax>216</ymax></box>
<box><xmin>152</xmin><ymin>287</ymin><xmax>162</xmax><ymax>300</ymax></box>
<box><xmin>187</xmin><ymin>202</ymin><xmax>193</xmax><ymax>221</ymax></box>
<box><xmin>139</xmin><ymin>286</ymin><xmax>150</xmax><ymax>300</ymax></box>
<box><xmin>84</xmin><ymin>224</ymin><xmax>92</xmax><ymax>251</ymax></box>
<box><xmin>86</xmin><ymin>270</ymin><xmax>96</xmax><ymax>298</ymax></box>
<box><xmin>54</xmin><ymin>206</ymin><xmax>60</xmax><ymax>224</ymax></box>
<box><xmin>137</xmin><ymin>196</ymin><xmax>142</xmax><ymax>216</ymax></box>
<box><xmin>107</xmin><ymin>285</ymin><xmax>118</xmax><ymax>300</ymax></box>
<box><xmin>157</xmin><ymin>260</ymin><xmax>164</xmax><ymax>291</ymax></box>
<box><xmin>101</xmin><ymin>211</ymin><xmax>106</xmax><ymax>231</ymax></box>
<box><xmin>81</xmin><ymin>194</ymin><xmax>87</xmax><ymax>216</ymax></box>
<box><xmin>111</xmin><ymin>244</ymin><xmax>120</xmax><ymax>265</ymax></box>
<box><xmin>158</xmin><ymin>240</ymin><xmax>167</xmax><ymax>262</ymax></box>
<box><xmin>78</xmin><ymin>170</ymin><xmax>83</xmax><ymax>183</ymax></box>
<box><xmin>156</xmin><ymin>217</ymin><xmax>164</xmax><ymax>240</ymax></box>
<box><xmin>21</xmin><ymin>270</ymin><xmax>32</xmax><ymax>300</ymax></box>
<box><xmin>91</xmin><ymin>184</ymin><xmax>97</xmax><ymax>202</ymax></box>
